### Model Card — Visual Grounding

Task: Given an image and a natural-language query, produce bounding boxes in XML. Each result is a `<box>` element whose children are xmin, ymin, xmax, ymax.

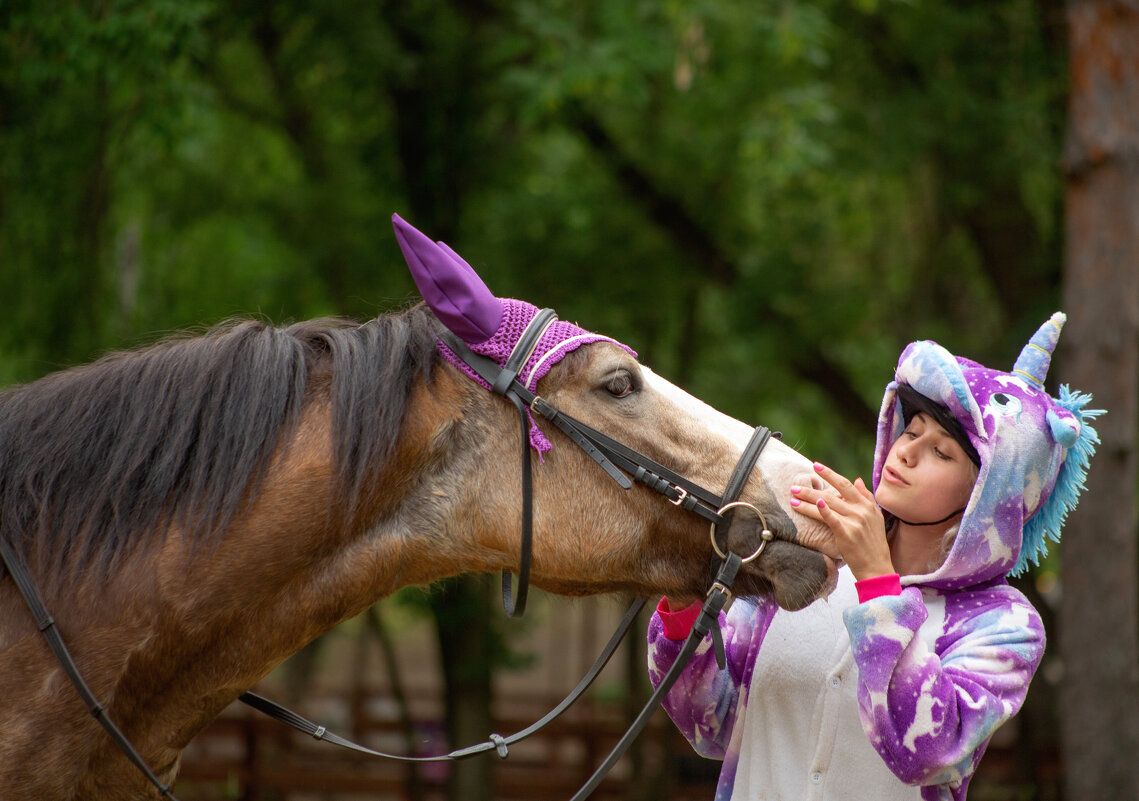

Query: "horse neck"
<box><xmin>0</xmin><ymin>364</ymin><xmax>519</xmax><ymax>799</ymax></box>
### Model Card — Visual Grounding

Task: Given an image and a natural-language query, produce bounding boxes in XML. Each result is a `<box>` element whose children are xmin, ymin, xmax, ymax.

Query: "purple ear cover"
<box><xmin>392</xmin><ymin>214</ymin><xmax>504</xmax><ymax>344</ymax></box>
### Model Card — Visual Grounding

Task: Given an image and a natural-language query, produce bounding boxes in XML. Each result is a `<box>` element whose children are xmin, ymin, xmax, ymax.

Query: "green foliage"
<box><xmin>0</xmin><ymin>2</ymin><xmax>1070</xmax><ymax>769</ymax></box>
<box><xmin>2</xmin><ymin>0</ymin><xmax>1066</xmax><ymax>394</ymax></box>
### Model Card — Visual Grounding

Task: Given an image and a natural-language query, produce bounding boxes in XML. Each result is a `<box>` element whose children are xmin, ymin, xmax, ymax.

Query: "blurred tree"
<box><xmin>0</xmin><ymin>1</ymin><xmax>1101</xmax><ymax>798</ymax></box>
<box><xmin>1058</xmin><ymin>2</ymin><xmax>1139</xmax><ymax>799</ymax></box>
<box><xmin>0</xmin><ymin>0</ymin><xmax>211</xmax><ymax>375</ymax></box>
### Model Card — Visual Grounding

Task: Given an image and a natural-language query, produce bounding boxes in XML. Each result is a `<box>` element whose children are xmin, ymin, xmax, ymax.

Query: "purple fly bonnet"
<box><xmin>392</xmin><ymin>214</ymin><xmax>635</xmax><ymax>455</ymax></box>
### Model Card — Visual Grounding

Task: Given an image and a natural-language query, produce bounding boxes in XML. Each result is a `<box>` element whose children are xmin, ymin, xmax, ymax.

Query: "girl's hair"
<box><xmin>896</xmin><ymin>384</ymin><xmax>981</xmax><ymax>467</ymax></box>
<box><xmin>930</xmin><ymin>523</ymin><xmax>960</xmax><ymax>573</ymax></box>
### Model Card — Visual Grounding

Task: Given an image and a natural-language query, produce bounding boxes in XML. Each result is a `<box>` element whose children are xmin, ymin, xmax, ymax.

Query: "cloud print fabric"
<box><xmin>649</xmin><ymin>314</ymin><xmax>1101</xmax><ymax>800</ymax></box>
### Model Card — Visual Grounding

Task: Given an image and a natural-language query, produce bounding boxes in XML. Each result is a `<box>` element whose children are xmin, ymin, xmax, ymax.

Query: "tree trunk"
<box><xmin>1058</xmin><ymin>3</ymin><xmax>1139</xmax><ymax>800</ymax></box>
<box><xmin>428</xmin><ymin>574</ymin><xmax>497</xmax><ymax>801</ymax></box>
<box><xmin>367</xmin><ymin>606</ymin><xmax>426</xmax><ymax>801</ymax></box>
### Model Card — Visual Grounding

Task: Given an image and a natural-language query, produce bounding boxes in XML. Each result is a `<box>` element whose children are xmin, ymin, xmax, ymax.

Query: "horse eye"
<box><xmin>605</xmin><ymin>372</ymin><xmax>635</xmax><ymax>398</ymax></box>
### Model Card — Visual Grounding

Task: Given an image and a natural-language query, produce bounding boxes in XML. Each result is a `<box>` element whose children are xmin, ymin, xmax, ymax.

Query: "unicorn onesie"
<box><xmin>648</xmin><ymin>314</ymin><xmax>1101</xmax><ymax>801</ymax></box>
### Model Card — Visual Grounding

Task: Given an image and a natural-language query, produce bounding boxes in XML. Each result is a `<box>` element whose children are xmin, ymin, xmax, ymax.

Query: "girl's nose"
<box><xmin>896</xmin><ymin>438</ymin><xmax>917</xmax><ymax>464</ymax></box>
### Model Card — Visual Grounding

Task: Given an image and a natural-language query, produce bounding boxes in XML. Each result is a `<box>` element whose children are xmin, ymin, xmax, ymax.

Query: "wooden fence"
<box><xmin>172</xmin><ymin>686</ymin><xmax>1055</xmax><ymax>801</ymax></box>
<box><xmin>173</xmin><ymin>687</ymin><xmax>719</xmax><ymax>801</ymax></box>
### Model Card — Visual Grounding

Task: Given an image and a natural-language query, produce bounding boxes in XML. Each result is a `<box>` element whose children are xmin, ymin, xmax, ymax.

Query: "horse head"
<box><xmin>392</xmin><ymin>214</ymin><xmax>837</xmax><ymax>609</ymax></box>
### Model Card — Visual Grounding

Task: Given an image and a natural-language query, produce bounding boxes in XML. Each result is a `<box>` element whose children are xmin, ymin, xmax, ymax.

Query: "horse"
<box><xmin>0</xmin><ymin>218</ymin><xmax>837</xmax><ymax>800</ymax></box>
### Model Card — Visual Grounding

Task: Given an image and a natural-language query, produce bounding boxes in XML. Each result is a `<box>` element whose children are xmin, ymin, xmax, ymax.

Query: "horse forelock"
<box><xmin>0</xmin><ymin>306</ymin><xmax>439</xmax><ymax>582</ymax></box>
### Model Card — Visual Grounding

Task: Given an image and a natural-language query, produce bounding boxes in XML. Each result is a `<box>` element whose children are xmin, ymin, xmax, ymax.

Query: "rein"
<box><xmin>1</xmin><ymin>308</ymin><xmax>779</xmax><ymax>800</ymax></box>
<box><xmin>0</xmin><ymin>537</ymin><xmax>180</xmax><ymax>800</ymax></box>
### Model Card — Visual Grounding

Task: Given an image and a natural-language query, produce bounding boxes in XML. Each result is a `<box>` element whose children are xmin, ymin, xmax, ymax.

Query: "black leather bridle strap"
<box><xmin>492</xmin><ymin>307</ymin><xmax>558</xmax><ymax>396</ymax></box>
<box><xmin>440</xmin><ymin>320</ymin><xmax>623</xmax><ymax>618</ymax></box>
<box><xmin>0</xmin><ymin>537</ymin><xmax>180</xmax><ymax>800</ymax></box>
<box><xmin>239</xmin><ymin>596</ymin><xmax>648</xmax><ymax>762</ymax></box>
<box><xmin>501</xmin><ymin>391</ymin><xmax>533</xmax><ymax>616</ymax></box>
<box><xmin>703</xmin><ymin>424</ymin><xmax>772</xmax><ymax>669</ymax></box>
<box><xmin>714</xmin><ymin>426</ymin><xmax>774</xmax><ymax>543</ymax></box>
<box><xmin>568</xmin><ymin>552</ymin><xmax>742</xmax><ymax>801</ymax></box>
<box><xmin>565</xmin><ymin>429</ymin><xmax>769</xmax><ymax>800</ymax></box>
<box><xmin>535</xmin><ymin>404</ymin><xmax>779</xmax><ymax>525</ymax></box>
<box><xmin>439</xmin><ymin>327</ymin><xmax>748</xmax><ymax>519</ymax></box>
<box><xmin>483</xmin><ymin>308</ymin><xmax>558</xmax><ymax>617</ymax></box>
<box><xmin>531</xmin><ymin>399</ymin><xmax>722</xmax><ymax>517</ymax></box>
<box><xmin>722</xmin><ymin>427</ymin><xmax>773</xmax><ymax>513</ymax></box>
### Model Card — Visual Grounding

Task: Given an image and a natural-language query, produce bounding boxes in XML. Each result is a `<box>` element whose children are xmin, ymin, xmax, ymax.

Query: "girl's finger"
<box><xmin>789</xmin><ymin>492</ymin><xmax>823</xmax><ymax>520</ymax></box>
<box><xmin>791</xmin><ymin>484</ymin><xmax>843</xmax><ymax>512</ymax></box>
<box><xmin>816</xmin><ymin>499</ymin><xmax>854</xmax><ymax>537</ymax></box>
<box><xmin>816</xmin><ymin>497</ymin><xmax>836</xmax><ymax>518</ymax></box>
<box><xmin>853</xmin><ymin>476</ymin><xmax>875</xmax><ymax>502</ymax></box>
<box><xmin>812</xmin><ymin>462</ymin><xmax>859</xmax><ymax>499</ymax></box>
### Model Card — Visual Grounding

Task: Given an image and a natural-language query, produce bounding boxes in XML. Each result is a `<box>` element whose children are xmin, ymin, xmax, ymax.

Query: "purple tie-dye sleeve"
<box><xmin>842</xmin><ymin>585</ymin><xmax>1045</xmax><ymax>794</ymax></box>
<box><xmin>647</xmin><ymin>596</ymin><xmax>778</xmax><ymax>760</ymax></box>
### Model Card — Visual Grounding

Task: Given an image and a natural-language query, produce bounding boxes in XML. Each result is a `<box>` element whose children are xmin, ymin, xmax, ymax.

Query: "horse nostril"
<box><xmin>811</xmin><ymin>475</ymin><xmax>826</xmax><ymax>491</ymax></box>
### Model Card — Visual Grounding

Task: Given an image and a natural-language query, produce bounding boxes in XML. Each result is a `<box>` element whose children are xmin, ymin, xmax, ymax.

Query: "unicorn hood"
<box><xmin>872</xmin><ymin>313</ymin><xmax>1102</xmax><ymax>590</ymax></box>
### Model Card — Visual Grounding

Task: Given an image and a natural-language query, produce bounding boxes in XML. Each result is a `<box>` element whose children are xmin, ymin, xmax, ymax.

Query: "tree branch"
<box><xmin>562</xmin><ymin>100</ymin><xmax>877</xmax><ymax>431</ymax></box>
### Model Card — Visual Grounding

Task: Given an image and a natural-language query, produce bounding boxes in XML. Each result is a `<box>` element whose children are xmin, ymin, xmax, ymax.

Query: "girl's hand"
<box><xmin>789</xmin><ymin>462</ymin><xmax>895</xmax><ymax>581</ymax></box>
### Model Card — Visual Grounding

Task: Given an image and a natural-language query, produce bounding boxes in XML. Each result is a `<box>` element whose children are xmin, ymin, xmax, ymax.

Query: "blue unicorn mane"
<box><xmin>1012</xmin><ymin>385</ymin><xmax>1104</xmax><ymax>576</ymax></box>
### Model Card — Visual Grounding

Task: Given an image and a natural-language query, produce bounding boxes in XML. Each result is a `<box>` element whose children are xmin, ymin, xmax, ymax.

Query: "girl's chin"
<box><xmin>876</xmin><ymin>497</ymin><xmax>917</xmax><ymax>524</ymax></box>
<box><xmin>874</xmin><ymin>492</ymin><xmax>901</xmax><ymax>517</ymax></box>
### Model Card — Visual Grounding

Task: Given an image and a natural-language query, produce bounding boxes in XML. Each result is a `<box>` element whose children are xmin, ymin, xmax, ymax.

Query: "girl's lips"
<box><xmin>883</xmin><ymin>466</ymin><xmax>909</xmax><ymax>486</ymax></box>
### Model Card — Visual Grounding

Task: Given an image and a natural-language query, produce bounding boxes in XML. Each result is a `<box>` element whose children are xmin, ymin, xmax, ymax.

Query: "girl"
<box><xmin>648</xmin><ymin>313</ymin><xmax>1101</xmax><ymax>800</ymax></box>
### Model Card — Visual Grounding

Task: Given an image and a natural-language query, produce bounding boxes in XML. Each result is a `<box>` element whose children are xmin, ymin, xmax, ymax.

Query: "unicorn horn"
<box><xmin>392</xmin><ymin>214</ymin><xmax>503</xmax><ymax>344</ymax></box>
<box><xmin>1013</xmin><ymin>312</ymin><xmax>1066</xmax><ymax>387</ymax></box>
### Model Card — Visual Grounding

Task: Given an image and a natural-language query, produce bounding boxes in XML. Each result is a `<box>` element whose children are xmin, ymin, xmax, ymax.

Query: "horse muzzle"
<box><xmin>715</xmin><ymin>500</ymin><xmax>838</xmax><ymax>611</ymax></box>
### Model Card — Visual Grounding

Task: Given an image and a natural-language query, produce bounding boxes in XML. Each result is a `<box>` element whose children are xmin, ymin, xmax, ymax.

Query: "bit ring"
<box><xmin>710</xmin><ymin>501</ymin><xmax>774</xmax><ymax>564</ymax></box>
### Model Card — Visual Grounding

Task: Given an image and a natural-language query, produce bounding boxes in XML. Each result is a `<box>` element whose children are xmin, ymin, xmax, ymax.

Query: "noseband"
<box><xmin>0</xmin><ymin>308</ymin><xmax>782</xmax><ymax>801</ymax></box>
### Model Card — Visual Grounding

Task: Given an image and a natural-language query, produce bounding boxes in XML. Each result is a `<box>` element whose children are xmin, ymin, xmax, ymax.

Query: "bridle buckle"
<box><xmin>706</xmin><ymin>579</ymin><xmax>735</xmax><ymax>613</ymax></box>
<box><xmin>669</xmin><ymin>486</ymin><xmax>689</xmax><ymax>506</ymax></box>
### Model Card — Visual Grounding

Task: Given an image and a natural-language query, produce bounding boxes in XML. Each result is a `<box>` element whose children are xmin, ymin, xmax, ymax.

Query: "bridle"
<box><xmin>432</xmin><ymin>309</ymin><xmax>778</xmax><ymax>617</ymax></box>
<box><xmin>0</xmin><ymin>308</ymin><xmax>782</xmax><ymax>800</ymax></box>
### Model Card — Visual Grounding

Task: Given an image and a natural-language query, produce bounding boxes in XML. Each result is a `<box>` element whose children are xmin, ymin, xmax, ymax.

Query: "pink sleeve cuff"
<box><xmin>855</xmin><ymin>573</ymin><xmax>902</xmax><ymax>603</ymax></box>
<box><xmin>655</xmin><ymin>597</ymin><xmax>701</xmax><ymax>640</ymax></box>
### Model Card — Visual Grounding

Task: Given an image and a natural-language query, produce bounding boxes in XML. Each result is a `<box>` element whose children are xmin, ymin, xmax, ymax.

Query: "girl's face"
<box><xmin>875</xmin><ymin>412</ymin><xmax>977</xmax><ymax>525</ymax></box>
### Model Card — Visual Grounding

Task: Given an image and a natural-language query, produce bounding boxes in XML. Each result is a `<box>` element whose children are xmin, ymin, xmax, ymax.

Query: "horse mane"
<box><xmin>0</xmin><ymin>305</ymin><xmax>440</xmax><ymax>577</ymax></box>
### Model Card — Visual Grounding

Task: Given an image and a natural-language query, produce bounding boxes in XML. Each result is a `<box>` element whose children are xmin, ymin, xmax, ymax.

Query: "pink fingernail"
<box><xmin>817</xmin><ymin>499</ymin><xmax>826</xmax><ymax>509</ymax></box>
<box><xmin>790</xmin><ymin>485</ymin><xmax>802</xmax><ymax>494</ymax></box>
<box><xmin>813</xmin><ymin>462</ymin><xmax>824</xmax><ymax>472</ymax></box>
<box><xmin>790</xmin><ymin>498</ymin><xmax>801</xmax><ymax>507</ymax></box>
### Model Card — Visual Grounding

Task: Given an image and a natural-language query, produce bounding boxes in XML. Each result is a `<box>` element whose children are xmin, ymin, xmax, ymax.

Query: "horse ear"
<box><xmin>392</xmin><ymin>214</ymin><xmax>504</xmax><ymax>344</ymax></box>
